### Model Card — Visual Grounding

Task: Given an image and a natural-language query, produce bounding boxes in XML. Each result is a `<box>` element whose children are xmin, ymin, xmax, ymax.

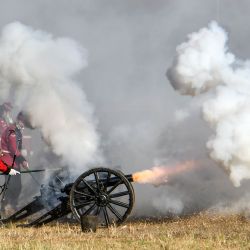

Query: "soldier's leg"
<box><xmin>4</xmin><ymin>174</ymin><xmax>22</xmax><ymax>211</ymax></box>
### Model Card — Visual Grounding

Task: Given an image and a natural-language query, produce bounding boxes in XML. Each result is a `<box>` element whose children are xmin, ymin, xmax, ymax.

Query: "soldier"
<box><xmin>0</xmin><ymin>111</ymin><xmax>33</xmax><ymax>213</ymax></box>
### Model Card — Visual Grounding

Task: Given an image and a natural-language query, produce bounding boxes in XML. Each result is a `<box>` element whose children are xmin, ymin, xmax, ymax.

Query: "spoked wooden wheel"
<box><xmin>70</xmin><ymin>167</ymin><xmax>135</xmax><ymax>227</ymax></box>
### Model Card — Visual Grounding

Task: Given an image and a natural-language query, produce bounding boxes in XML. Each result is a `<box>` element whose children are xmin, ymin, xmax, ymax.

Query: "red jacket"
<box><xmin>0</xmin><ymin>124</ymin><xmax>26</xmax><ymax>170</ymax></box>
<box><xmin>0</xmin><ymin>119</ymin><xmax>10</xmax><ymax>173</ymax></box>
<box><xmin>0</xmin><ymin>160</ymin><xmax>9</xmax><ymax>173</ymax></box>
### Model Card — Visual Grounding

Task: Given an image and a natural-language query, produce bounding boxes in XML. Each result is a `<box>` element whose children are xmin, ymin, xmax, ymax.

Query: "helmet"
<box><xmin>16</xmin><ymin>111</ymin><xmax>34</xmax><ymax>129</ymax></box>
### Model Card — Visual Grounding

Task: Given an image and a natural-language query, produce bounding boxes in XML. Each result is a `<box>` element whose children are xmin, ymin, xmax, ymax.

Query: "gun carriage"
<box><xmin>0</xmin><ymin>167</ymin><xmax>135</xmax><ymax>228</ymax></box>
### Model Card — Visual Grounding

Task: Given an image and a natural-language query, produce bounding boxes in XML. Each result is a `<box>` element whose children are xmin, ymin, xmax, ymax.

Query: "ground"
<box><xmin>0</xmin><ymin>214</ymin><xmax>249</xmax><ymax>249</ymax></box>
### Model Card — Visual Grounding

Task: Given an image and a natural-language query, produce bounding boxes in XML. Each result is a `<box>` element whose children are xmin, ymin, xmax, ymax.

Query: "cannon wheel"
<box><xmin>70</xmin><ymin>167</ymin><xmax>135</xmax><ymax>227</ymax></box>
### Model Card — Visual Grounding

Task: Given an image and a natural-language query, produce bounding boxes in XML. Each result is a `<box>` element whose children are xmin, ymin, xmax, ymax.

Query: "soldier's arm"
<box><xmin>0</xmin><ymin>160</ymin><xmax>9</xmax><ymax>173</ymax></box>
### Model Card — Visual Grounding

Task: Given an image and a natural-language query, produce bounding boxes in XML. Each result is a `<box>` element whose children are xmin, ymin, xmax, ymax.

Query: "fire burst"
<box><xmin>132</xmin><ymin>161</ymin><xmax>196</xmax><ymax>185</ymax></box>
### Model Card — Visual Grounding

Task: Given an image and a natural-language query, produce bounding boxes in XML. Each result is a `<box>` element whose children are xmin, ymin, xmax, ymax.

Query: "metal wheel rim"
<box><xmin>69</xmin><ymin>167</ymin><xmax>135</xmax><ymax>227</ymax></box>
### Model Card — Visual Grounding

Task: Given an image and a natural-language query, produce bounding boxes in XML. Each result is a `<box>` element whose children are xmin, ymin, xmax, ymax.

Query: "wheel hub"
<box><xmin>96</xmin><ymin>193</ymin><xmax>108</xmax><ymax>206</ymax></box>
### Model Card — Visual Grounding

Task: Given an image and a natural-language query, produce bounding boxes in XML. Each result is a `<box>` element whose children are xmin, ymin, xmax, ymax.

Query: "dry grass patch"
<box><xmin>0</xmin><ymin>214</ymin><xmax>249</xmax><ymax>249</ymax></box>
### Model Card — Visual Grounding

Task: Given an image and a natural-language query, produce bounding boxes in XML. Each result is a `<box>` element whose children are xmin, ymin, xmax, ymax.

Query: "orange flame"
<box><xmin>132</xmin><ymin>161</ymin><xmax>196</xmax><ymax>185</ymax></box>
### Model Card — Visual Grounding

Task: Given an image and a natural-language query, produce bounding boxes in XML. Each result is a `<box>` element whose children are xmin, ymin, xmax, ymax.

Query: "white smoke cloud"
<box><xmin>153</xmin><ymin>193</ymin><xmax>184</xmax><ymax>215</ymax></box>
<box><xmin>209</xmin><ymin>193</ymin><xmax>250</xmax><ymax>216</ymax></box>
<box><xmin>0</xmin><ymin>22</ymin><xmax>101</xmax><ymax>173</ymax></box>
<box><xmin>174</xmin><ymin>109</ymin><xmax>190</xmax><ymax>122</ymax></box>
<box><xmin>168</xmin><ymin>21</ymin><xmax>234</xmax><ymax>96</ymax></box>
<box><xmin>168</xmin><ymin>21</ymin><xmax>250</xmax><ymax>187</ymax></box>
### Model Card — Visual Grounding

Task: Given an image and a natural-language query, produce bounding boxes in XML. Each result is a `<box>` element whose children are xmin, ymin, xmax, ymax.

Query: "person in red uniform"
<box><xmin>0</xmin><ymin>111</ymin><xmax>33</xmax><ymax>213</ymax></box>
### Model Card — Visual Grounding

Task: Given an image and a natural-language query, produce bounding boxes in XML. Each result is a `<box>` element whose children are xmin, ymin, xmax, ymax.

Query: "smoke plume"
<box><xmin>0</xmin><ymin>22</ymin><xmax>101</xmax><ymax>173</ymax></box>
<box><xmin>168</xmin><ymin>21</ymin><xmax>250</xmax><ymax>187</ymax></box>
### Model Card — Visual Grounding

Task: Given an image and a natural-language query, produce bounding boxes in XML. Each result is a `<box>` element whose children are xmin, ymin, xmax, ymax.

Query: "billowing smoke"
<box><xmin>153</xmin><ymin>193</ymin><xmax>184</xmax><ymax>215</ymax></box>
<box><xmin>0</xmin><ymin>22</ymin><xmax>101</xmax><ymax>173</ymax></box>
<box><xmin>168</xmin><ymin>22</ymin><xmax>234</xmax><ymax>96</ymax></box>
<box><xmin>168</xmin><ymin>21</ymin><xmax>250</xmax><ymax>187</ymax></box>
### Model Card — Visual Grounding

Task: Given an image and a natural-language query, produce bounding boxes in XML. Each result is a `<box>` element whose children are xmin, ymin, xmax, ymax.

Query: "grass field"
<box><xmin>0</xmin><ymin>213</ymin><xmax>249</xmax><ymax>250</ymax></box>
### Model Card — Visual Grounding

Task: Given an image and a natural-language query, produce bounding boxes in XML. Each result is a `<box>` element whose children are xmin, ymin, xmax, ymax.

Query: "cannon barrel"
<box><xmin>106</xmin><ymin>174</ymin><xmax>133</xmax><ymax>185</ymax></box>
<box><xmin>62</xmin><ymin>174</ymin><xmax>133</xmax><ymax>194</ymax></box>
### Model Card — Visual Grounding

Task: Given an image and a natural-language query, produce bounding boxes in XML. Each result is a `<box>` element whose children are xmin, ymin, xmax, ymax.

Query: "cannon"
<box><xmin>0</xmin><ymin>167</ymin><xmax>135</xmax><ymax>228</ymax></box>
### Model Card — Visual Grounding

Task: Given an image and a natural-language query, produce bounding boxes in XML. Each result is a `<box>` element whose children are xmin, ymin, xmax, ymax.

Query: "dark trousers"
<box><xmin>3</xmin><ymin>174</ymin><xmax>22</xmax><ymax>209</ymax></box>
